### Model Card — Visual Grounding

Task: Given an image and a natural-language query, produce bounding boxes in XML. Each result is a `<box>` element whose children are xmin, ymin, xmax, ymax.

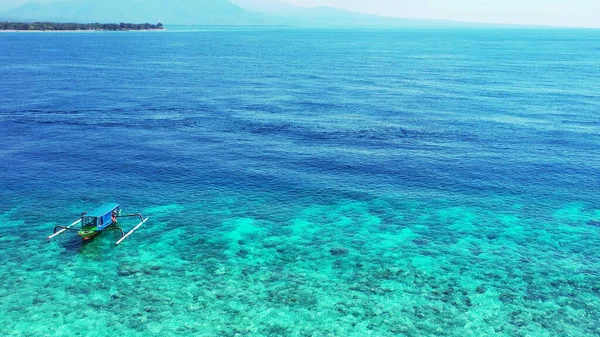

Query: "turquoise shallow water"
<box><xmin>1</xmin><ymin>28</ymin><xmax>600</xmax><ymax>336</ymax></box>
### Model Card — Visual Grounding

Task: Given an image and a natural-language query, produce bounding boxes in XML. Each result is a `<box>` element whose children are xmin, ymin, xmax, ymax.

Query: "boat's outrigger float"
<box><xmin>48</xmin><ymin>203</ymin><xmax>149</xmax><ymax>245</ymax></box>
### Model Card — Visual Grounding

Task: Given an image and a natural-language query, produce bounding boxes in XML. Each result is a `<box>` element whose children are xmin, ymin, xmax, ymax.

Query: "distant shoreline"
<box><xmin>0</xmin><ymin>22</ymin><xmax>164</xmax><ymax>32</ymax></box>
<box><xmin>0</xmin><ymin>29</ymin><xmax>166</xmax><ymax>33</ymax></box>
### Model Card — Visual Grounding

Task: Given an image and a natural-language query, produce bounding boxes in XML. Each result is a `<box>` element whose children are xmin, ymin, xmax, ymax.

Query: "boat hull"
<box><xmin>77</xmin><ymin>221</ymin><xmax>117</xmax><ymax>240</ymax></box>
<box><xmin>78</xmin><ymin>226</ymin><xmax>100</xmax><ymax>240</ymax></box>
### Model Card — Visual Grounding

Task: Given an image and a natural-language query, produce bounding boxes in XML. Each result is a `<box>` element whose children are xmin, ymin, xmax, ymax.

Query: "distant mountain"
<box><xmin>2</xmin><ymin>0</ymin><xmax>481</xmax><ymax>27</ymax></box>
<box><xmin>279</xmin><ymin>6</ymin><xmax>464</xmax><ymax>27</ymax></box>
<box><xmin>231</xmin><ymin>0</ymin><xmax>472</xmax><ymax>27</ymax></box>
<box><xmin>2</xmin><ymin>0</ymin><xmax>270</xmax><ymax>25</ymax></box>
<box><xmin>229</xmin><ymin>0</ymin><xmax>298</xmax><ymax>14</ymax></box>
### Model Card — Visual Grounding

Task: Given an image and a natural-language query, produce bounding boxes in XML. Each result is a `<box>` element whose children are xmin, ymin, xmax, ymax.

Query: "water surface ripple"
<box><xmin>1</xmin><ymin>28</ymin><xmax>599</xmax><ymax>336</ymax></box>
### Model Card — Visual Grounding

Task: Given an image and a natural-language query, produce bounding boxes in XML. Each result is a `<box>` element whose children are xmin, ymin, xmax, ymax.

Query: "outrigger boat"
<box><xmin>48</xmin><ymin>203</ymin><xmax>149</xmax><ymax>245</ymax></box>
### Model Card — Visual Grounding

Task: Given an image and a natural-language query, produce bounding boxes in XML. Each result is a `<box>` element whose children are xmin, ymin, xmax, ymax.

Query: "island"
<box><xmin>0</xmin><ymin>22</ymin><xmax>164</xmax><ymax>31</ymax></box>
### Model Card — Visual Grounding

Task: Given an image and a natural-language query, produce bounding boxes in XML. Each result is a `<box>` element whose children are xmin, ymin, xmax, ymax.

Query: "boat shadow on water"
<box><xmin>58</xmin><ymin>231</ymin><xmax>126</xmax><ymax>259</ymax></box>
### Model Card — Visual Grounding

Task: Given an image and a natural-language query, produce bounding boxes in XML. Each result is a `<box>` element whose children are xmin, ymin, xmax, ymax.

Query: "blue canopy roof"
<box><xmin>87</xmin><ymin>203</ymin><xmax>119</xmax><ymax>217</ymax></box>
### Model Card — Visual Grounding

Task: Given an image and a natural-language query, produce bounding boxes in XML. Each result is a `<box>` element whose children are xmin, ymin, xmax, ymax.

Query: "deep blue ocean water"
<box><xmin>1</xmin><ymin>28</ymin><xmax>600</xmax><ymax>336</ymax></box>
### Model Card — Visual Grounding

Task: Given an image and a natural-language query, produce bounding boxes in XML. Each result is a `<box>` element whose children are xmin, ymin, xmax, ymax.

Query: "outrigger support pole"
<box><xmin>118</xmin><ymin>214</ymin><xmax>144</xmax><ymax>221</ymax></box>
<box><xmin>101</xmin><ymin>227</ymin><xmax>124</xmax><ymax>237</ymax></box>
<box><xmin>115</xmin><ymin>217</ymin><xmax>149</xmax><ymax>246</ymax></box>
<box><xmin>48</xmin><ymin>219</ymin><xmax>82</xmax><ymax>240</ymax></box>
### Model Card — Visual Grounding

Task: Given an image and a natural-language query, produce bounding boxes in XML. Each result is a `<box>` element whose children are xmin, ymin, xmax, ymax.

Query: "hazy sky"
<box><xmin>1</xmin><ymin>0</ymin><xmax>599</xmax><ymax>28</ymax></box>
